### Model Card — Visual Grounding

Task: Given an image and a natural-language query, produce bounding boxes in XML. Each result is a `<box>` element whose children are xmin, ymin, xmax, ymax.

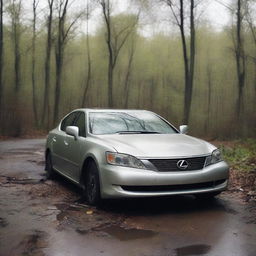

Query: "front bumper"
<box><xmin>99</xmin><ymin>161</ymin><xmax>229</xmax><ymax>198</ymax></box>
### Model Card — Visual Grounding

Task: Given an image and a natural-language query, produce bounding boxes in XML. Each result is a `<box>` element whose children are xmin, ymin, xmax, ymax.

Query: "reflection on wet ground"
<box><xmin>175</xmin><ymin>244</ymin><xmax>211</xmax><ymax>256</ymax></box>
<box><xmin>0</xmin><ymin>139</ymin><xmax>256</xmax><ymax>256</ymax></box>
<box><xmin>102</xmin><ymin>225</ymin><xmax>157</xmax><ymax>241</ymax></box>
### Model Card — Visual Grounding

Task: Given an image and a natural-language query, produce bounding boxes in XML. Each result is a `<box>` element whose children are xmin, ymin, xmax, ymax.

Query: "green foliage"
<box><xmin>220</xmin><ymin>139</ymin><xmax>256</xmax><ymax>172</ymax></box>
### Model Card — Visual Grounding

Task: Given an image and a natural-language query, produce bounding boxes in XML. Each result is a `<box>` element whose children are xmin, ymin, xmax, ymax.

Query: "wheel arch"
<box><xmin>79</xmin><ymin>155</ymin><xmax>100</xmax><ymax>187</ymax></box>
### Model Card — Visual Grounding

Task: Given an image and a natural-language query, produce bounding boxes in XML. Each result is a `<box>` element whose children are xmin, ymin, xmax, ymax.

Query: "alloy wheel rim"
<box><xmin>88</xmin><ymin>175</ymin><xmax>96</xmax><ymax>202</ymax></box>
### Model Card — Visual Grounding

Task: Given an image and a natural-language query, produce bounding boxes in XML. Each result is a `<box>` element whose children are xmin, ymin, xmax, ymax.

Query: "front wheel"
<box><xmin>85</xmin><ymin>161</ymin><xmax>101</xmax><ymax>205</ymax></box>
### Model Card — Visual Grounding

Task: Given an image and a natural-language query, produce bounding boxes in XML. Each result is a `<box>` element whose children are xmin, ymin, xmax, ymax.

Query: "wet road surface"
<box><xmin>0</xmin><ymin>139</ymin><xmax>255</xmax><ymax>256</ymax></box>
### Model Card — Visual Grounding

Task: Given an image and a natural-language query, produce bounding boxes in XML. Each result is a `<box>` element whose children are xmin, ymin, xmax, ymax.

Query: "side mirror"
<box><xmin>66</xmin><ymin>126</ymin><xmax>79</xmax><ymax>140</ymax></box>
<box><xmin>179</xmin><ymin>125</ymin><xmax>188</xmax><ymax>134</ymax></box>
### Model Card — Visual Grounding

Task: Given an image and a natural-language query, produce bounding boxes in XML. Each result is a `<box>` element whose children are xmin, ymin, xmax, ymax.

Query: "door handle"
<box><xmin>52</xmin><ymin>137</ymin><xmax>57</xmax><ymax>142</ymax></box>
<box><xmin>64</xmin><ymin>140</ymin><xmax>69</xmax><ymax>146</ymax></box>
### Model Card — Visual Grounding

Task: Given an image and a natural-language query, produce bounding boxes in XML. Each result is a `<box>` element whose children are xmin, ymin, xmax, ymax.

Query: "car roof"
<box><xmin>73</xmin><ymin>108</ymin><xmax>152</xmax><ymax>114</ymax></box>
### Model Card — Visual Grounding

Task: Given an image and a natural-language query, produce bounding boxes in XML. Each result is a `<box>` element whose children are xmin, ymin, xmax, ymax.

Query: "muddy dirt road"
<box><xmin>0</xmin><ymin>139</ymin><xmax>255</xmax><ymax>256</ymax></box>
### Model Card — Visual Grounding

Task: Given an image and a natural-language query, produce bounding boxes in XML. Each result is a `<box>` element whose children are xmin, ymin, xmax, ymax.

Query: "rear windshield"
<box><xmin>89</xmin><ymin>112</ymin><xmax>178</xmax><ymax>135</ymax></box>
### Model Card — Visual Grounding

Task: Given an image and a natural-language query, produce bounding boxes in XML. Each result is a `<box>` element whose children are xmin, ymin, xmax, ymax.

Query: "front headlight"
<box><xmin>106</xmin><ymin>152</ymin><xmax>146</xmax><ymax>169</ymax></box>
<box><xmin>205</xmin><ymin>149</ymin><xmax>222</xmax><ymax>166</ymax></box>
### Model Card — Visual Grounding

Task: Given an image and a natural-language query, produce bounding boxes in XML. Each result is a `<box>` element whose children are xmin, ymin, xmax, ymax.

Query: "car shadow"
<box><xmin>51</xmin><ymin>173</ymin><xmax>230</xmax><ymax>216</ymax></box>
<box><xmin>98</xmin><ymin>195</ymin><xmax>229</xmax><ymax>216</ymax></box>
<box><xmin>52</xmin><ymin>173</ymin><xmax>82</xmax><ymax>195</ymax></box>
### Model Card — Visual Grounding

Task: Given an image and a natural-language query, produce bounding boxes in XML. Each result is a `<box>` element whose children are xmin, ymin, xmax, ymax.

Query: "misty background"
<box><xmin>0</xmin><ymin>0</ymin><xmax>255</xmax><ymax>138</ymax></box>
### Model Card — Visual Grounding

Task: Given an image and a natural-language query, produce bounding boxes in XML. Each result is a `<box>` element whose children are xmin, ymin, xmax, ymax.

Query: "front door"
<box><xmin>63</xmin><ymin>112</ymin><xmax>86</xmax><ymax>182</ymax></box>
<box><xmin>52</xmin><ymin>111</ymin><xmax>79</xmax><ymax>176</ymax></box>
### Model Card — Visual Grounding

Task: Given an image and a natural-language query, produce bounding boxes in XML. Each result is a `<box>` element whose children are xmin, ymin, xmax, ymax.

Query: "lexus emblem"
<box><xmin>177</xmin><ymin>160</ymin><xmax>189</xmax><ymax>170</ymax></box>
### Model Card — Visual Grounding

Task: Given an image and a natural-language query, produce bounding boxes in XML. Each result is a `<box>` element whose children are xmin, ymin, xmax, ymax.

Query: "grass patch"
<box><xmin>219</xmin><ymin>139</ymin><xmax>256</xmax><ymax>172</ymax></box>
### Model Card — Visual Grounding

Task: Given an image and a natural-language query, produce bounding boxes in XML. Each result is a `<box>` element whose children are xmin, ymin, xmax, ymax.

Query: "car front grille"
<box><xmin>121</xmin><ymin>179</ymin><xmax>226</xmax><ymax>193</ymax></box>
<box><xmin>149</xmin><ymin>157</ymin><xmax>206</xmax><ymax>172</ymax></box>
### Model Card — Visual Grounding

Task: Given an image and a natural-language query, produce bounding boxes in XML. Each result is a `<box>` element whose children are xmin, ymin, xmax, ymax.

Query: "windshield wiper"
<box><xmin>116</xmin><ymin>131</ymin><xmax>161</xmax><ymax>134</ymax></box>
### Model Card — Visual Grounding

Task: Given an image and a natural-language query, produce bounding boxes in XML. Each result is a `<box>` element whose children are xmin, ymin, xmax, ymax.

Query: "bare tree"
<box><xmin>98</xmin><ymin>0</ymin><xmax>139</xmax><ymax>107</ymax></box>
<box><xmin>0</xmin><ymin>0</ymin><xmax>3</xmax><ymax>110</ymax></box>
<box><xmin>245</xmin><ymin>0</ymin><xmax>256</xmax><ymax>90</ymax></box>
<box><xmin>82</xmin><ymin>0</ymin><xmax>93</xmax><ymax>107</ymax></box>
<box><xmin>54</xmin><ymin>0</ymin><xmax>69</xmax><ymax>122</ymax></box>
<box><xmin>7</xmin><ymin>0</ymin><xmax>22</xmax><ymax>93</ymax></box>
<box><xmin>5</xmin><ymin>0</ymin><xmax>23</xmax><ymax>136</ymax></box>
<box><xmin>218</xmin><ymin>0</ymin><xmax>247</xmax><ymax>117</ymax></box>
<box><xmin>32</xmin><ymin>0</ymin><xmax>39</xmax><ymax>126</ymax></box>
<box><xmin>161</xmin><ymin>0</ymin><xmax>197</xmax><ymax>124</ymax></box>
<box><xmin>43</xmin><ymin>0</ymin><xmax>54</xmax><ymax>127</ymax></box>
<box><xmin>246</xmin><ymin>1</ymin><xmax>256</xmax><ymax>50</ymax></box>
<box><xmin>205</xmin><ymin>60</ymin><xmax>213</xmax><ymax>133</ymax></box>
<box><xmin>232</xmin><ymin>0</ymin><xmax>246</xmax><ymax>118</ymax></box>
<box><xmin>124</xmin><ymin>39</ymin><xmax>136</xmax><ymax>108</ymax></box>
<box><xmin>54</xmin><ymin>0</ymin><xmax>84</xmax><ymax>122</ymax></box>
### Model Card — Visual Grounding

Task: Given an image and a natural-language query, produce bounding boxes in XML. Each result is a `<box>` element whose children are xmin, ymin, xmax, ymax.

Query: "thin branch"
<box><xmin>63</xmin><ymin>11</ymin><xmax>84</xmax><ymax>41</ymax></box>
<box><xmin>214</xmin><ymin>0</ymin><xmax>233</xmax><ymax>12</ymax></box>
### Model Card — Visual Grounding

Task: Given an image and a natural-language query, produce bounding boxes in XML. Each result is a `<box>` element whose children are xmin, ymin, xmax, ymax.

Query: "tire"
<box><xmin>85</xmin><ymin>161</ymin><xmax>101</xmax><ymax>205</ymax></box>
<box><xmin>45</xmin><ymin>152</ymin><xmax>56</xmax><ymax>179</ymax></box>
<box><xmin>195</xmin><ymin>191</ymin><xmax>221</xmax><ymax>200</ymax></box>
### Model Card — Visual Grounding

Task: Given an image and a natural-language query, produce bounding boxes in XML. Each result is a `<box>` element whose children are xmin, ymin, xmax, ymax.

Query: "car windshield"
<box><xmin>89</xmin><ymin>112</ymin><xmax>178</xmax><ymax>135</ymax></box>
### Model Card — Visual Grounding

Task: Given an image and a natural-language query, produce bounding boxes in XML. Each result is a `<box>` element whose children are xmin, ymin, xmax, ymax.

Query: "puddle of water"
<box><xmin>55</xmin><ymin>203</ymin><xmax>89</xmax><ymax>221</ymax></box>
<box><xmin>16</xmin><ymin>230</ymin><xmax>47</xmax><ymax>256</ymax></box>
<box><xmin>102</xmin><ymin>225</ymin><xmax>157</xmax><ymax>241</ymax></box>
<box><xmin>55</xmin><ymin>203</ymin><xmax>87</xmax><ymax>211</ymax></box>
<box><xmin>0</xmin><ymin>217</ymin><xmax>8</xmax><ymax>227</ymax></box>
<box><xmin>55</xmin><ymin>203</ymin><xmax>70</xmax><ymax>210</ymax></box>
<box><xmin>5</xmin><ymin>177</ymin><xmax>45</xmax><ymax>185</ymax></box>
<box><xmin>7</xmin><ymin>148</ymin><xmax>42</xmax><ymax>153</ymax></box>
<box><xmin>175</xmin><ymin>244</ymin><xmax>211</xmax><ymax>256</ymax></box>
<box><xmin>56</xmin><ymin>212</ymin><xmax>67</xmax><ymax>221</ymax></box>
<box><xmin>76</xmin><ymin>228</ymin><xmax>89</xmax><ymax>235</ymax></box>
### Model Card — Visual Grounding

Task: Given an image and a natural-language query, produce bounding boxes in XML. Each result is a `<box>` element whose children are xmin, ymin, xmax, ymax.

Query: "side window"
<box><xmin>60</xmin><ymin>112</ymin><xmax>79</xmax><ymax>132</ymax></box>
<box><xmin>74</xmin><ymin>112</ymin><xmax>86</xmax><ymax>137</ymax></box>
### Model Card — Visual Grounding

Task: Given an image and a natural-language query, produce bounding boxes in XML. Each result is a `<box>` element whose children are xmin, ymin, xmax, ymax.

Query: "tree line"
<box><xmin>0</xmin><ymin>0</ymin><xmax>255</xmax><ymax>138</ymax></box>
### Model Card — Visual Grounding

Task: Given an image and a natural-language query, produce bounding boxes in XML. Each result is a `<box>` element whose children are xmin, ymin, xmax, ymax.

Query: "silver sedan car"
<box><xmin>45</xmin><ymin>109</ymin><xmax>229</xmax><ymax>205</ymax></box>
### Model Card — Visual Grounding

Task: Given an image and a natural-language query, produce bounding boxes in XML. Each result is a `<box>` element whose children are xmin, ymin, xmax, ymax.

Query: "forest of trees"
<box><xmin>0</xmin><ymin>0</ymin><xmax>255</xmax><ymax>138</ymax></box>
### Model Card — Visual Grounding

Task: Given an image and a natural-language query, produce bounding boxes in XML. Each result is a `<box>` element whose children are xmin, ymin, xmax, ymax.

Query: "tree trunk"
<box><xmin>235</xmin><ymin>0</ymin><xmax>246</xmax><ymax>118</ymax></box>
<box><xmin>0</xmin><ymin>0</ymin><xmax>3</xmax><ymax>111</ymax></box>
<box><xmin>124</xmin><ymin>41</ymin><xmax>135</xmax><ymax>108</ymax></box>
<box><xmin>14</xmin><ymin>22</ymin><xmax>21</xmax><ymax>93</ymax></box>
<box><xmin>54</xmin><ymin>52</ymin><xmax>63</xmax><ymax>123</ymax></box>
<box><xmin>10</xmin><ymin>0</ymin><xmax>22</xmax><ymax>136</ymax></box>
<box><xmin>108</xmin><ymin>63</ymin><xmax>114</xmax><ymax>107</ymax></box>
<box><xmin>100</xmin><ymin>0</ymin><xmax>138</xmax><ymax>108</ymax></box>
<box><xmin>179</xmin><ymin>0</ymin><xmax>189</xmax><ymax>124</ymax></box>
<box><xmin>53</xmin><ymin>0</ymin><xmax>69</xmax><ymax>123</ymax></box>
<box><xmin>82</xmin><ymin>2</ymin><xmax>92</xmax><ymax>107</ymax></box>
<box><xmin>82</xmin><ymin>34</ymin><xmax>92</xmax><ymax>106</ymax></box>
<box><xmin>102</xmin><ymin>0</ymin><xmax>114</xmax><ymax>107</ymax></box>
<box><xmin>32</xmin><ymin>0</ymin><xmax>39</xmax><ymax>127</ymax></box>
<box><xmin>206</xmin><ymin>62</ymin><xmax>212</xmax><ymax>133</ymax></box>
<box><xmin>166</xmin><ymin>0</ymin><xmax>196</xmax><ymax>125</ymax></box>
<box><xmin>54</xmin><ymin>26</ymin><xmax>64</xmax><ymax>123</ymax></box>
<box><xmin>187</xmin><ymin>0</ymin><xmax>195</xmax><ymax>123</ymax></box>
<box><xmin>180</xmin><ymin>0</ymin><xmax>195</xmax><ymax>124</ymax></box>
<box><xmin>43</xmin><ymin>0</ymin><xmax>53</xmax><ymax>127</ymax></box>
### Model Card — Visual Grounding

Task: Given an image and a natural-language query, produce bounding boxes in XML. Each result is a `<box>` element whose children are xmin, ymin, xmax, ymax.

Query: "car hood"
<box><xmin>97</xmin><ymin>134</ymin><xmax>216</xmax><ymax>158</ymax></box>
